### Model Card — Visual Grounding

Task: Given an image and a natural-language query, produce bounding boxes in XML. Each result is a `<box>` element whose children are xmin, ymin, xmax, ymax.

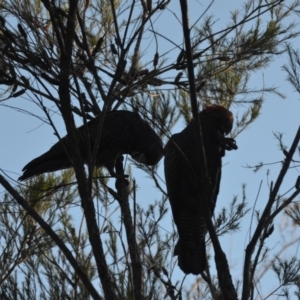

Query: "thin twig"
<box><xmin>242</xmin><ymin>125</ymin><xmax>300</xmax><ymax>300</ymax></box>
<box><xmin>0</xmin><ymin>174</ymin><xmax>101</xmax><ymax>300</ymax></box>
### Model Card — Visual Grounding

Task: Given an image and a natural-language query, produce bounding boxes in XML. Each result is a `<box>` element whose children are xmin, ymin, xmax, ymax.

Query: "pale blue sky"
<box><xmin>1</xmin><ymin>1</ymin><xmax>300</xmax><ymax>298</ymax></box>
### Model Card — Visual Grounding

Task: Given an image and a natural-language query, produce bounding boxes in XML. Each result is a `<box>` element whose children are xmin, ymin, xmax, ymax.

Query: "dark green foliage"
<box><xmin>0</xmin><ymin>0</ymin><xmax>300</xmax><ymax>299</ymax></box>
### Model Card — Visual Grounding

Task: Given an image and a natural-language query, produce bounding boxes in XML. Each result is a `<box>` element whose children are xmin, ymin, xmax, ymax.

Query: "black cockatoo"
<box><xmin>164</xmin><ymin>105</ymin><xmax>237</xmax><ymax>275</ymax></box>
<box><xmin>19</xmin><ymin>110</ymin><xmax>163</xmax><ymax>181</ymax></box>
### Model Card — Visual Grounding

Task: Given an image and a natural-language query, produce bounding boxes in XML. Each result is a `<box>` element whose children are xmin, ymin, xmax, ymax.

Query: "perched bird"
<box><xmin>19</xmin><ymin>110</ymin><xmax>163</xmax><ymax>181</ymax></box>
<box><xmin>164</xmin><ymin>105</ymin><xmax>237</xmax><ymax>275</ymax></box>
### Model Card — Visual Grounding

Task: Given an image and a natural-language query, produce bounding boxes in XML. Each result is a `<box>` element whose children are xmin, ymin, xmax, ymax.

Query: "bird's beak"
<box><xmin>131</xmin><ymin>151</ymin><xmax>146</xmax><ymax>163</ymax></box>
<box><xmin>221</xmin><ymin>122</ymin><xmax>233</xmax><ymax>135</ymax></box>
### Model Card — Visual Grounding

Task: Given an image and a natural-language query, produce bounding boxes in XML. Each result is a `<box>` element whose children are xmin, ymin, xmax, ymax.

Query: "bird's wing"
<box><xmin>164</xmin><ymin>133</ymin><xmax>184</xmax><ymax>226</ymax></box>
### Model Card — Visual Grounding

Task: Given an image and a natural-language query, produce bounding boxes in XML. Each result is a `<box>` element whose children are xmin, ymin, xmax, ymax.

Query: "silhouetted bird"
<box><xmin>164</xmin><ymin>105</ymin><xmax>237</xmax><ymax>275</ymax></box>
<box><xmin>19</xmin><ymin>110</ymin><xmax>163</xmax><ymax>181</ymax></box>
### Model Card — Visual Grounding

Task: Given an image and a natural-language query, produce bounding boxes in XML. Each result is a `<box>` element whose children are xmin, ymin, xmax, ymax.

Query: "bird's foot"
<box><xmin>115</xmin><ymin>177</ymin><xmax>130</xmax><ymax>192</ymax></box>
<box><xmin>220</xmin><ymin>137</ymin><xmax>238</xmax><ymax>151</ymax></box>
<box><xmin>109</xmin><ymin>170</ymin><xmax>129</xmax><ymax>179</ymax></box>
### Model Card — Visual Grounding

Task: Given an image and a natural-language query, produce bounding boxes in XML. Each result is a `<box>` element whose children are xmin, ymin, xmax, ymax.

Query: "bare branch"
<box><xmin>0</xmin><ymin>174</ymin><xmax>101</xmax><ymax>300</ymax></box>
<box><xmin>242</xmin><ymin>125</ymin><xmax>300</xmax><ymax>300</ymax></box>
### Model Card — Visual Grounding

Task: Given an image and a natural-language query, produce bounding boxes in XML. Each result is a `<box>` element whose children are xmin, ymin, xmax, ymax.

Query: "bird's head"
<box><xmin>200</xmin><ymin>105</ymin><xmax>234</xmax><ymax>135</ymax></box>
<box><xmin>130</xmin><ymin>148</ymin><xmax>163</xmax><ymax>165</ymax></box>
<box><xmin>129</xmin><ymin>118</ymin><xmax>164</xmax><ymax>166</ymax></box>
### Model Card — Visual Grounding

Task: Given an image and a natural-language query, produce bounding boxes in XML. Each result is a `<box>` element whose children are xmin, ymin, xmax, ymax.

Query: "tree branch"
<box><xmin>114</xmin><ymin>156</ymin><xmax>143</xmax><ymax>299</ymax></box>
<box><xmin>57</xmin><ymin>2</ymin><xmax>117</xmax><ymax>299</ymax></box>
<box><xmin>179</xmin><ymin>1</ymin><xmax>237</xmax><ymax>299</ymax></box>
<box><xmin>242</xmin><ymin>125</ymin><xmax>300</xmax><ymax>300</ymax></box>
<box><xmin>0</xmin><ymin>175</ymin><xmax>101</xmax><ymax>300</ymax></box>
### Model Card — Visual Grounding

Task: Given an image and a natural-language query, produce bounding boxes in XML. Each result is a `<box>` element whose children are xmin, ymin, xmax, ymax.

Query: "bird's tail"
<box><xmin>18</xmin><ymin>152</ymin><xmax>71</xmax><ymax>181</ymax></box>
<box><xmin>174</xmin><ymin>238</ymin><xmax>206</xmax><ymax>275</ymax></box>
